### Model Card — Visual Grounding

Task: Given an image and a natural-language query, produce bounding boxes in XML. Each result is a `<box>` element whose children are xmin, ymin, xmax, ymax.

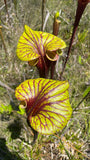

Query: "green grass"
<box><xmin>0</xmin><ymin>0</ymin><xmax>90</xmax><ymax>159</ymax></box>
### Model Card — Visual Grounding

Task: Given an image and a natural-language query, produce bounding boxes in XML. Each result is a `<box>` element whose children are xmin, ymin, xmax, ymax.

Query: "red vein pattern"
<box><xmin>15</xmin><ymin>78</ymin><xmax>72</xmax><ymax>134</ymax></box>
<box><xmin>16</xmin><ymin>25</ymin><xmax>66</xmax><ymax>63</ymax></box>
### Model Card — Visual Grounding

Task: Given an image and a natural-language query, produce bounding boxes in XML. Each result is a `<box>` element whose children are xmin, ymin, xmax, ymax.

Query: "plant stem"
<box><xmin>60</xmin><ymin>138</ymin><xmax>72</xmax><ymax>159</ymax></box>
<box><xmin>51</xmin><ymin>12</ymin><xmax>60</xmax><ymax>79</ymax></box>
<box><xmin>27</xmin><ymin>119</ymin><xmax>38</xmax><ymax>145</ymax></box>
<box><xmin>4</xmin><ymin>0</ymin><xmax>11</xmax><ymax>25</ymax></box>
<box><xmin>60</xmin><ymin>1</ymin><xmax>87</xmax><ymax>80</ymax></box>
<box><xmin>73</xmin><ymin>91</ymin><xmax>90</xmax><ymax>111</ymax></box>
<box><xmin>41</xmin><ymin>0</ymin><xmax>46</xmax><ymax>31</ymax></box>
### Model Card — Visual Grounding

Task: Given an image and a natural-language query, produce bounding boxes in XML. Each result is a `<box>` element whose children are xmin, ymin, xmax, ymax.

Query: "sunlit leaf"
<box><xmin>78</xmin><ymin>55</ymin><xmax>82</xmax><ymax>64</ymax></box>
<box><xmin>0</xmin><ymin>104</ymin><xmax>12</xmax><ymax>114</ymax></box>
<box><xmin>15</xmin><ymin>78</ymin><xmax>72</xmax><ymax>135</ymax></box>
<box><xmin>83</xmin><ymin>86</ymin><xmax>90</xmax><ymax>98</ymax></box>
<box><xmin>78</xmin><ymin>29</ymin><xmax>88</xmax><ymax>43</ymax></box>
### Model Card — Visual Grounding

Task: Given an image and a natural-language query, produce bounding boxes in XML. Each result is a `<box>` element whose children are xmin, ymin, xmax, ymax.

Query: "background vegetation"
<box><xmin>0</xmin><ymin>0</ymin><xmax>90</xmax><ymax>159</ymax></box>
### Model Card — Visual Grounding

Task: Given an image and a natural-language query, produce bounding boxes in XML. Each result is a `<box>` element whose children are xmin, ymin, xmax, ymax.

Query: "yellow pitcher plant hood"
<box><xmin>15</xmin><ymin>78</ymin><xmax>72</xmax><ymax>135</ymax></box>
<box><xmin>16</xmin><ymin>25</ymin><xmax>66</xmax><ymax>65</ymax></box>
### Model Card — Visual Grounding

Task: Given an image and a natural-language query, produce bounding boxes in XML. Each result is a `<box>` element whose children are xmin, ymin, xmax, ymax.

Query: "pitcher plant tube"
<box><xmin>60</xmin><ymin>0</ymin><xmax>90</xmax><ymax>79</ymax></box>
<box><xmin>16</xmin><ymin>25</ymin><xmax>66</xmax><ymax>78</ymax></box>
<box><xmin>15</xmin><ymin>78</ymin><xmax>72</xmax><ymax>143</ymax></box>
<box><xmin>51</xmin><ymin>11</ymin><xmax>61</xmax><ymax>79</ymax></box>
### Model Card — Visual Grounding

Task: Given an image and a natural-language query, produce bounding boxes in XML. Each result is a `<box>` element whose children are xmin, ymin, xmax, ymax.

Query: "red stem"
<box><xmin>41</xmin><ymin>0</ymin><xmax>46</xmax><ymax>31</ymax></box>
<box><xmin>60</xmin><ymin>1</ymin><xmax>87</xmax><ymax>80</ymax></box>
